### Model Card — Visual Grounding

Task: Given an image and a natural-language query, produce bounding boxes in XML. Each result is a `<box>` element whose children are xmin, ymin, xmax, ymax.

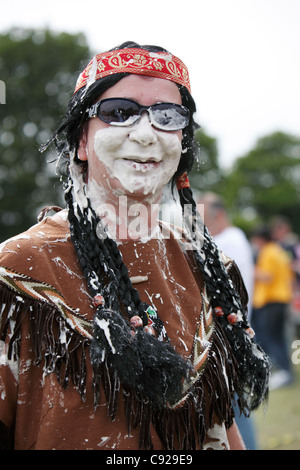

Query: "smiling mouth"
<box><xmin>122</xmin><ymin>158</ymin><xmax>161</xmax><ymax>171</ymax></box>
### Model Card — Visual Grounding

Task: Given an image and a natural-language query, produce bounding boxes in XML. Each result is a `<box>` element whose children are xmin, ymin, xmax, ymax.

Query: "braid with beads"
<box><xmin>65</xmin><ymin>184</ymin><xmax>163</xmax><ymax>329</ymax></box>
<box><xmin>178</xmin><ymin>185</ymin><xmax>243</xmax><ymax>316</ymax></box>
<box><xmin>177</xmin><ymin>183</ymin><xmax>270</xmax><ymax>412</ymax></box>
<box><xmin>64</xmin><ymin>165</ymin><xmax>191</xmax><ymax>409</ymax></box>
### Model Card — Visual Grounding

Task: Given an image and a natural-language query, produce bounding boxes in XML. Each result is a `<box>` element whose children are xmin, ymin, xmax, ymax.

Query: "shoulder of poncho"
<box><xmin>0</xmin><ymin>265</ymin><xmax>93</xmax><ymax>339</ymax></box>
<box><xmin>0</xmin><ymin>217</ymin><xmax>70</xmax><ymax>259</ymax></box>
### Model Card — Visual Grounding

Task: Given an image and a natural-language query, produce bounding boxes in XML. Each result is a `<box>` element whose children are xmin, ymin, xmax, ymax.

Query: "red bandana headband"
<box><xmin>74</xmin><ymin>48</ymin><xmax>191</xmax><ymax>94</ymax></box>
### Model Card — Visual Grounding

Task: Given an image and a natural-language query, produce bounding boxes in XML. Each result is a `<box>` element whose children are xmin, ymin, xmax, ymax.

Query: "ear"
<box><xmin>77</xmin><ymin>125</ymin><xmax>88</xmax><ymax>161</ymax></box>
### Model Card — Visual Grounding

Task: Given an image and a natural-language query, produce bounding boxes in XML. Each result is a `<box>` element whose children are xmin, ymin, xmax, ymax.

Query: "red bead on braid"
<box><xmin>93</xmin><ymin>294</ymin><xmax>105</xmax><ymax>308</ymax></box>
<box><xmin>176</xmin><ymin>172</ymin><xmax>190</xmax><ymax>191</ymax></box>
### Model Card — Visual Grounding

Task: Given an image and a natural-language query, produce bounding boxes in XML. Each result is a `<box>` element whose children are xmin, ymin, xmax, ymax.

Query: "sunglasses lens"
<box><xmin>151</xmin><ymin>103</ymin><xmax>190</xmax><ymax>130</ymax></box>
<box><xmin>98</xmin><ymin>99</ymin><xmax>140</xmax><ymax>125</ymax></box>
<box><xmin>90</xmin><ymin>98</ymin><xmax>190</xmax><ymax>130</ymax></box>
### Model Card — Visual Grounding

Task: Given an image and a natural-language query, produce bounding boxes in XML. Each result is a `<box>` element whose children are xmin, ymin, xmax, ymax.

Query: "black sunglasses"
<box><xmin>86</xmin><ymin>98</ymin><xmax>190</xmax><ymax>131</ymax></box>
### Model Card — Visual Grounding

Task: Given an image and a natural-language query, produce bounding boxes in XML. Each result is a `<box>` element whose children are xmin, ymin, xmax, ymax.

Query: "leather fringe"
<box><xmin>0</xmin><ymin>284</ymin><xmax>90</xmax><ymax>400</ymax></box>
<box><xmin>0</xmin><ymin>283</ymin><xmax>238</xmax><ymax>450</ymax></box>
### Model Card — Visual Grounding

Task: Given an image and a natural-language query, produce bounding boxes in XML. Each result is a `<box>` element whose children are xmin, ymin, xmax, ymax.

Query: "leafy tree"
<box><xmin>0</xmin><ymin>28</ymin><xmax>91</xmax><ymax>241</ymax></box>
<box><xmin>189</xmin><ymin>127</ymin><xmax>224</xmax><ymax>193</ymax></box>
<box><xmin>223</xmin><ymin>131</ymin><xmax>300</xmax><ymax>234</ymax></box>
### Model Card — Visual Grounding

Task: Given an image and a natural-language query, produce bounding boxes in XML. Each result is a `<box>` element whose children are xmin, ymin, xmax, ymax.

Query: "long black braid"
<box><xmin>178</xmin><ymin>185</ymin><xmax>270</xmax><ymax>412</ymax></box>
<box><xmin>64</xmin><ymin>175</ymin><xmax>192</xmax><ymax>409</ymax></box>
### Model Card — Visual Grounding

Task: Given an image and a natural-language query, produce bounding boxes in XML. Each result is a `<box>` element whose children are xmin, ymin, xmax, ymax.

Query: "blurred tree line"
<box><xmin>191</xmin><ymin>129</ymin><xmax>300</xmax><ymax>236</ymax></box>
<box><xmin>0</xmin><ymin>28</ymin><xmax>91</xmax><ymax>241</ymax></box>
<box><xmin>0</xmin><ymin>27</ymin><xmax>300</xmax><ymax>242</ymax></box>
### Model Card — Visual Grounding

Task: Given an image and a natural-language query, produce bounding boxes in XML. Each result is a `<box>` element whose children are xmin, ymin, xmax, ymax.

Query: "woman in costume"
<box><xmin>0</xmin><ymin>42</ymin><xmax>270</xmax><ymax>450</ymax></box>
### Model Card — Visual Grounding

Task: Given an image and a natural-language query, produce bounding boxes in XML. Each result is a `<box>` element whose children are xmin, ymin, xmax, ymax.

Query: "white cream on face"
<box><xmin>92</xmin><ymin>118</ymin><xmax>182</xmax><ymax>199</ymax></box>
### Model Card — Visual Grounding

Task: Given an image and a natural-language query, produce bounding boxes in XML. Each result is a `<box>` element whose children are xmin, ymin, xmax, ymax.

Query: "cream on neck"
<box><xmin>86</xmin><ymin>176</ymin><xmax>162</xmax><ymax>242</ymax></box>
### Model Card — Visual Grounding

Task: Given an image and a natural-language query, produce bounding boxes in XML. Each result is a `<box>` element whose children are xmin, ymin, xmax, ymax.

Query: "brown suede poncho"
<box><xmin>0</xmin><ymin>214</ymin><xmax>240</xmax><ymax>450</ymax></box>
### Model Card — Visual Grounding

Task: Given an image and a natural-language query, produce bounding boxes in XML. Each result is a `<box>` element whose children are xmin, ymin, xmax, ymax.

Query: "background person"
<box><xmin>251</xmin><ymin>226</ymin><xmax>294</xmax><ymax>390</ymax></box>
<box><xmin>271</xmin><ymin>216</ymin><xmax>300</xmax><ymax>335</ymax></box>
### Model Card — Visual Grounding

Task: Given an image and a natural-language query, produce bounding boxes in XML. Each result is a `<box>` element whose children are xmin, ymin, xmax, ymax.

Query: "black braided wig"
<box><xmin>44</xmin><ymin>41</ymin><xmax>270</xmax><ymax>415</ymax></box>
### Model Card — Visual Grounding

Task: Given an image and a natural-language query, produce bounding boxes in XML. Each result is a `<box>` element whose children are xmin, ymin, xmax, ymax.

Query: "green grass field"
<box><xmin>254</xmin><ymin>363</ymin><xmax>300</xmax><ymax>450</ymax></box>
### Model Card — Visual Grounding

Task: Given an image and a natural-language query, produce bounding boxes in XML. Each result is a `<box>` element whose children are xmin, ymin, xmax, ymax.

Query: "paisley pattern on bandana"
<box><xmin>74</xmin><ymin>48</ymin><xmax>191</xmax><ymax>94</ymax></box>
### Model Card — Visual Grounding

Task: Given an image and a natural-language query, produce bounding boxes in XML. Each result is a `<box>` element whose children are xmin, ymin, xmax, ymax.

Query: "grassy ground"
<box><xmin>253</xmin><ymin>363</ymin><xmax>300</xmax><ymax>450</ymax></box>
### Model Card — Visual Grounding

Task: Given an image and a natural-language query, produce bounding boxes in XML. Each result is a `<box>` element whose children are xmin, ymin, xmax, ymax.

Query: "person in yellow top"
<box><xmin>251</xmin><ymin>226</ymin><xmax>294</xmax><ymax>389</ymax></box>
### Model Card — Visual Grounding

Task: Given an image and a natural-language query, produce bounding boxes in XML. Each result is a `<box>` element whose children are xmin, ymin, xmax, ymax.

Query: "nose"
<box><xmin>128</xmin><ymin>113</ymin><xmax>158</xmax><ymax>146</ymax></box>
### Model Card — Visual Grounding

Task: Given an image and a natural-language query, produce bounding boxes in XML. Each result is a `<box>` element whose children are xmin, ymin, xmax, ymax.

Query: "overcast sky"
<box><xmin>1</xmin><ymin>0</ymin><xmax>300</xmax><ymax>168</ymax></box>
